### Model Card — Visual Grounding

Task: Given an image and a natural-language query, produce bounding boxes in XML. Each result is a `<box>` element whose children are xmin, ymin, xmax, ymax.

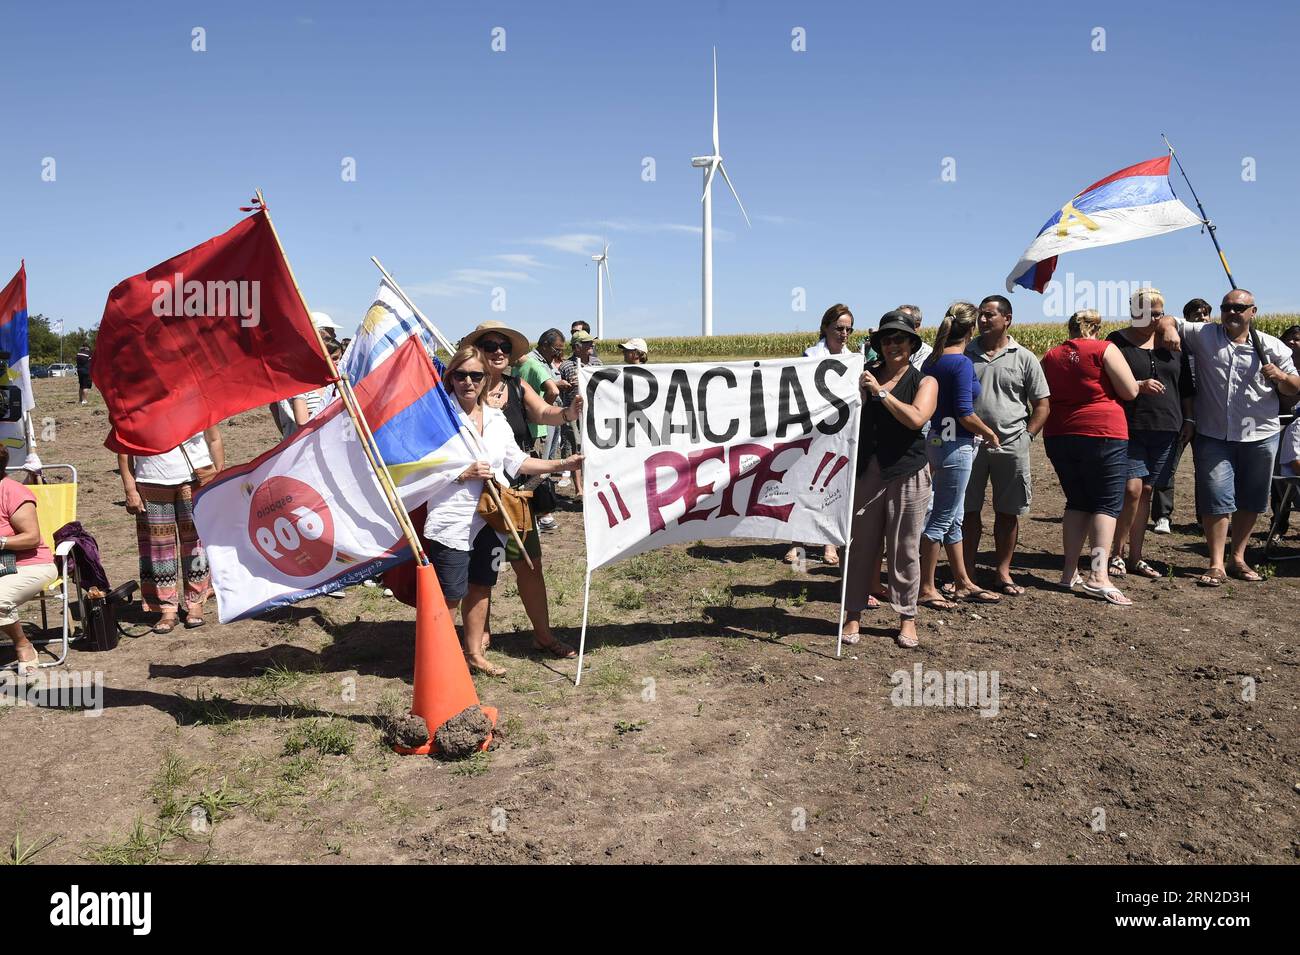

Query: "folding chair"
<box><xmin>3</xmin><ymin>464</ymin><xmax>83</xmax><ymax>669</ymax></box>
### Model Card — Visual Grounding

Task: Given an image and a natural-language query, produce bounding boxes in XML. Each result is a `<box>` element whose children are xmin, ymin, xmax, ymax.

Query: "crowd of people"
<box><xmin>839</xmin><ymin>290</ymin><xmax>1300</xmax><ymax>648</ymax></box>
<box><xmin>11</xmin><ymin>290</ymin><xmax>1292</xmax><ymax>677</ymax></box>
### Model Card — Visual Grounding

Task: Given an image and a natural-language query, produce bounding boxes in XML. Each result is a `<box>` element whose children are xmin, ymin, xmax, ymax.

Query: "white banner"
<box><xmin>194</xmin><ymin>402</ymin><xmax>409</xmax><ymax>622</ymax></box>
<box><xmin>579</xmin><ymin>354</ymin><xmax>863</xmax><ymax>570</ymax></box>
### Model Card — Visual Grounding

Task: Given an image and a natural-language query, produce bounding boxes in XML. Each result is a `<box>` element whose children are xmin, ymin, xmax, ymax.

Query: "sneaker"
<box><xmin>1153</xmin><ymin>518</ymin><xmax>1171</xmax><ymax>535</ymax></box>
<box><xmin>538</xmin><ymin>515</ymin><xmax>558</xmax><ymax>532</ymax></box>
<box><xmin>327</xmin><ymin>589</ymin><xmax>347</xmax><ymax>599</ymax></box>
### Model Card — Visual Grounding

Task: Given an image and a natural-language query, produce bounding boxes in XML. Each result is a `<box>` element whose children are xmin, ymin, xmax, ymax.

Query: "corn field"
<box><xmin>624</xmin><ymin>315</ymin><xmax>1300</xmax><ymax>362</ymax></box>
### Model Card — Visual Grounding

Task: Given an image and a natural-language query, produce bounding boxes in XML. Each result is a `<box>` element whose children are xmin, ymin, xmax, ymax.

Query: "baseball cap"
<box><xmin>619</xmin><ymin>338</ymin><xmax>648</xmax><ymax>353</ymax></box>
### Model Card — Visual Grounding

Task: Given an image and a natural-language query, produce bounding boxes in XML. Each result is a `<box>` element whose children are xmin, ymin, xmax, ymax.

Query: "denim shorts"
<box><xmin>923</xmin><ymin>437</ymin><xmax>975</xmax><ymax>544</ymax></box>
<box><xmin>1193</xmin><ymin>433</ymin><xmax>1280</xmax><ymax>517</ymax></box>
<box><xmin>1043</xmin><ymin>434</ymin><xmax>1128</xmax><ymax>518</ymax></box>
<box><xmin>427</xmin><ymin>524</ymin><xmax>504</xmax><ymax>602</ymax></box>
<box><xmin>1126</xmin><ymin>429</ymin><xmax>1179</xmax><ymax>485</ymax></box>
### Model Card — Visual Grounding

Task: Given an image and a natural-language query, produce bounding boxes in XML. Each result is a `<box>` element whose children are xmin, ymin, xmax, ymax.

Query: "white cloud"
<box><xmin>408</xmin><ymin>268</ymin><xmax>534</xmax><ymax>298</ymax></box>
<box><xmin>491</xmin><ymin>253</ymin><xmax>546</xmax><ymax>268</ymax></box>
<box><xmin>532</xmin><ymin>233</ymin><xmax>604</xmax><ymax>255</ymax></box>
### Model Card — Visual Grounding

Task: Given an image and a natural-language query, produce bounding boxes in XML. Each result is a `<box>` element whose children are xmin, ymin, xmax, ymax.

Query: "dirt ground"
<box><xmin>2</xmin><ymin>376</ymin><xmax>1297</xmax><ymax>864</ymax></box>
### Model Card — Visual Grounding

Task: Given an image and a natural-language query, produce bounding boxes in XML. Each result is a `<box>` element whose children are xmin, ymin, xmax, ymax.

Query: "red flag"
<box><xmin>94</xmin><ymin>211</ymin><xmax>333</xmax><ymax>455</ymax></box>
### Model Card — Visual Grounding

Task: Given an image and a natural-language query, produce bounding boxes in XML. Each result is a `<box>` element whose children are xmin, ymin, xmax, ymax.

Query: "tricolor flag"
<box><xmin>1005</xmin><ymin>156</ymin><xmax>1203</xmax><ymax>293</ymax></box>
<box><xmin>0</xmin><ymin>262</ymin><xmax>34</xmax><ymax>414</ymax></box>
<box><xmin>194</xmin><ymin>337</ymin><xmax>473</xmax><ymax>622</ymax></box>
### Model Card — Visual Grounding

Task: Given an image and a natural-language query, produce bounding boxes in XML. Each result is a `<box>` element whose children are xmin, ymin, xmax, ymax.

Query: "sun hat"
<box><xmin>570</xmin><ymin>330</ymin><xmax>595</xmax><ymax>347</ymax></box>
<box><xmin>310</xmin><ymin>311</ymin><xmax>341</xmax><ymax>332</ymax></box>
<box><xmin>457</xmin><ymin>320</ymin><xmax>530</xmax><ymax>359</ymax></box>
<box><xmin>869</xmin><ymin>311</ymin><xmax>923</xmax><ymax>354</ymax></box>
<box><xmin>619</xmin><ymin>337</ymin><xmax>648</xmax><ymax>353</ymax></box>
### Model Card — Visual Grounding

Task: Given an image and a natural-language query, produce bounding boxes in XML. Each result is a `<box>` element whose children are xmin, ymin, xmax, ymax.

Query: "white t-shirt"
<box><xmin>276</xmin><ymin>390</ymin><xmax>327</xmax><ymax>440</ymax></box>
<box><xmin>132</xmin><ymin>433</ymin><xmax>212</xmax><ymax>486</ymax></box>
<box><xmin>1280</xmin><ymin>417</ymin><xmax>1300</xmax><ymax>476</ymax></box>
<box><xmin>422</xmin><ymin>407</ymin><xmax>528</xmax><ymax>550</ymax></box>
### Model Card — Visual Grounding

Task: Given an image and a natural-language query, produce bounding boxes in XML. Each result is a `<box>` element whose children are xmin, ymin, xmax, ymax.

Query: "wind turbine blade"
<box><xmin>603</xmin><ymin>259</ymin><xmax>614</xmax><ymax>299</ymax></box>
<box><xmin>700</xmin><ymin>162</ymin><xmax>717</xmax><ymax>201</ymax></box>
<box><xmin>712</xmin><ymin>48</ymin><xmax>720</xmax><ymax>155</ymax></box>
<box><xmin>717</xmin><ymin>162</ymin><xmax>751</xmax><ymax>227</ymax></box>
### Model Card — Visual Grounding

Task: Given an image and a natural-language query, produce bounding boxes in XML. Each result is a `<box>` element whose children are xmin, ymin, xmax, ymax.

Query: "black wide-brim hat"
<box><xmin>869</xmin><ymin>310</ymin><xmax>923</xmax><ymax>354</ymax></box>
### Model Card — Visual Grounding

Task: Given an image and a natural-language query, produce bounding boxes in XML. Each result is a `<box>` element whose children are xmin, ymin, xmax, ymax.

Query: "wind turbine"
<box><xmin>691</xmin><ymin>47</ymin><xmax>751</xmax><ymax>337</ymax></box>
<box><xmin>591</xmin><ymin>244</ymin><xmax>613</xmax><ymax>340</ymax></box>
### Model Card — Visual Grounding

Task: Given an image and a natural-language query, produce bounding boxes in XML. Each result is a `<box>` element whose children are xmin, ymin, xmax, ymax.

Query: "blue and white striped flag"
<box><xmin>340</xmin><ymin>278</ymin><xmax>437</xmax><ymax>385</ymax></box>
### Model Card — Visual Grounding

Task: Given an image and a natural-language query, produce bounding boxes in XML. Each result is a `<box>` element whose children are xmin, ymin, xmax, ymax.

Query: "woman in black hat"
<box><xmin>842</xmin><ymin>311</ymin><xmax>937</xmax><ymax>648</ymax></box>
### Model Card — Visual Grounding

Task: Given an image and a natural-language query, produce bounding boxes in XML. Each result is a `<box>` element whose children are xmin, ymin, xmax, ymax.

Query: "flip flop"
<box><xmin>957</xmin><ymin>589</ymin><xmax>1001</xmax><ymax>604</ymax></box>
<box><xmin>1196</xmin><ymin>569</ymin><xmax>1227</xmax><ymax>588</ymax></box>
<box><xmin>996</xmin><ymin>581</ymin><xmax>1025</xmax><ymax>596</ymax></box>
<box><xmin>1228</xmin><ymin>564</ymin><xmax>1263</xmax><ymax>582</ymax></box>
<box><xmin>864</xmin><ymin>595</ymin><xmax>881</xmax><ymax>610</ymax></box>
<box><xmin>1080</xmin><ymin>582</ymin><xmax>1132</xmax><ymax>606</ymax></box>
<box><xmin>1109</xmin><ymin>556</ymin><xmax>1127</xmax><ymax>577</ymax></box>
<box><xmin>1131</xmin><ymin>559</ymin><xmax>1162</xmax><ymax>579</ymax></box>
<box><xmin>920</xmin><ymin>597</ymin><xmax>958</xmax><ymax>611</ymax></box>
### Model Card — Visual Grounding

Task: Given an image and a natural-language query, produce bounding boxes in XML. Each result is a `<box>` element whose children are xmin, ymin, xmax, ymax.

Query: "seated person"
<box><xmin>0</xmin><ymin>444</ymin><xmax>58</xmax><ymax>675</ymax></box>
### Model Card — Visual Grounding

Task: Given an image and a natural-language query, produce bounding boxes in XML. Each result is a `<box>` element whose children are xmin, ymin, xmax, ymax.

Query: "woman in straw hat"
<box><xmin>458</xmin><ymin>320</ymin><xmax>583</xmax><ymax>659</ymax></box>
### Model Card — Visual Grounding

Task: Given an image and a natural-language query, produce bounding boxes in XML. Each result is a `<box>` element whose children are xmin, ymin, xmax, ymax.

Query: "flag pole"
<box><xmin>255</xmin><ymin>191</ymin><xmax>427</xmax><ymax>564</ymax></box>
<box><xmin>368</xmin><ymin>256</ymin><xmax>535</xmax><ymax>570</ymax></box>
<box><xmin>574</xmin><ymin>368</ymin><xmax>591</xmax><ymax>686</ymax></box>
<box><xmin>1162</xmin><ymin>134</ymin><xmax>1237</xmax><ymax>291</ymax></box>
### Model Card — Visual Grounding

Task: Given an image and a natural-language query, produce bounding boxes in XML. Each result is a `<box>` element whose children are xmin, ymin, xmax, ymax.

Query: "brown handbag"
<box><xmin>477</xmin><ymin>480</ymin><xmax>532</xmax><ymax>535</ymax></box>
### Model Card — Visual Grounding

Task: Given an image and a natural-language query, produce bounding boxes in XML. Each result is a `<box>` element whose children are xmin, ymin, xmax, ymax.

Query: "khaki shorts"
<box><xmin>0</xmin><ymin>562</ymin><xmax>58</xmax><ymax>627</ymax></box>
<box><xmin>964</xmin><ymin>436</ymin><xmax>1032</xmax><ymax>517</ymax></box>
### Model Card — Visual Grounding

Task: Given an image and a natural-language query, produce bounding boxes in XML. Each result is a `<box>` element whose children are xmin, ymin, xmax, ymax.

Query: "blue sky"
<box><xmin>4</xmin><ymin>0</ymin><xmax>1299</xmax><ymax>342</ymax></box>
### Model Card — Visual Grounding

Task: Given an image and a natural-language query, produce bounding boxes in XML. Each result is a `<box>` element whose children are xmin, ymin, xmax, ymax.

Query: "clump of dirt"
<box><xmin>386</xmin><ymin>713</ymin><xmax>430</xmax><ymax>750</ymax></box>
<box><xmin>434</xmin><ymin>706</ymin><xmax>493</xmax><ymax>758</ymax></box>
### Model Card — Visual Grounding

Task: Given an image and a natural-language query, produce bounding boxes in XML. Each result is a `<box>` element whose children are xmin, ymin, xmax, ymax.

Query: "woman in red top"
<box><xmin>0</xmin><ymin>444</ymin><xmax>58</xmax><ymax>675</ymax></box>
<box><xmin>1039</xmin><ymin>309</ymin><xmax>1139</xmax><ymax>605</ymax></box>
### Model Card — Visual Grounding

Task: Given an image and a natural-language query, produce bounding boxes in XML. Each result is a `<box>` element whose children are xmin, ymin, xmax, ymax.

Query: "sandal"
<box><xmin>531</xmin><ymin>636</ymin><xmax>578</xmax><ymax>659</ymax></box>
<box><xmin>864</xmin><ymin>594</ymin><xmax>881</xmax><ymax>610</ymax></box>
<box><xmin>1228</xmin><ymin>564</ymin><xmax>1263</xmax><ymax>582</ymax></box>
<box><xmin>153</xmin><ymin>617</ymin><xmax>179</xmax><ymax>634</ymax></box>
<box><xmin>782</xmin><ymin>547</ymin><xmax>801</xmax><ymax>565</ymax></box>
<box><xmin>14</xmin><ymin>647</ymin><xmax>39</xmax><ymax>676</ymax></box>
<box><xmin>822</xmin><ymin>547</ymin><xmax>840</xmax><ymax>567</ymax></box>
<box><xmin>957</xmin><ymin>589</ymin><xmax>1001</xmax><ymax>604</ymax></box>
<box><xmin>465</xmin><ymin>656</ymin><xmax>506</xmax><ymax>678</ymax></box>
<box><xmin>896</xmin><ymin>630</ymin><xmax>919</xmax><ymax>648</ymax></box>
<box><xmin>920</xmin><ymin>597</ymin><xmax>958</xmax><ymax>611</ymax></box>
<box><xmin>996</xmin><ymin>580</ymin><xmax>1025</xmax><ymax>596</ymax></box>
<box><xmin>841</xmin><ymin>613</ymin><xmax>862</xmax><ymax>644</ymax></box>
<box><xmin>1109</xmin><ymin>556</ymin><xmax>1127</xmax><ymax>577</ymax></box>
<box><xmin>1196</xmin><ymin>568</ymin><xmax>1228</xmax><ymax>588</ymax></box>
<box><xmin>1131</xmin><ymin>559</ymin><xmax>1162</xmax><ymax>579</ymax></box>
<box><xmin>1080</xmin><ymin>582</ymin><xmax>1132</xmax><ymax>606</ymax></box>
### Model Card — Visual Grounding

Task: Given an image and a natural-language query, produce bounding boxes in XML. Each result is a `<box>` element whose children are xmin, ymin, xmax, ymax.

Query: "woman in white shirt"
<box><xmin>426</xmin><ymin>346</ymin><xmax>580</xmax><ymax>676</ymax></box>
<box><xmin>117</xmin><ymin>428</ymin><xmax>223</xmax><ymax>633</ymax></box>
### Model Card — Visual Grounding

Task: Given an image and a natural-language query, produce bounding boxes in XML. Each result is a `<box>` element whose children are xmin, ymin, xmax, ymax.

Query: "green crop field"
<box><xmin>615</xmin><ymin>315</ymin><xmax>1300</xmax><ymax>363</ymax></box>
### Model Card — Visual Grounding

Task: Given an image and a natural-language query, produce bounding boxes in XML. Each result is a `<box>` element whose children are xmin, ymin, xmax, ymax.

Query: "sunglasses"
<box><xmin>1222</xmin><ymin>302</ymin><xmax>1254</xmax><ymax>314</ymax></box>
<box><xmin>478</xmin><ymin>338</ymin><xmax>513</xmax><ymax>355</ymax></box>
<box><xmin>452</xmin><ymin>370</ymin><xmax>485</xmax><ymax>383</ymax></box>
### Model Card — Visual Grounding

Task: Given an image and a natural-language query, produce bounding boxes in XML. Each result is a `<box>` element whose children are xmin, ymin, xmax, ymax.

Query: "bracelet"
<box><xmin>0</xmin><ymin>537</ymin><xmax>6</xmax><ymax>552</ymax></box>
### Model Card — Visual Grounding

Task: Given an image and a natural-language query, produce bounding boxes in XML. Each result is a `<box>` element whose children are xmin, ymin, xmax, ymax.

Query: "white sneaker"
<box><xmin>538</xmin><ymin>515</ymin><xmax>558</xmax><ymax>532</ymax></box>
<box><xmin>1153</xmin><ymin>518</ymin><xmax>1171</xmax><ymax>535</ymax></box>
<box><xmin>327</xmin><ymin>589</ymin><xmax>347</xmax><ymax>599</ymax></box>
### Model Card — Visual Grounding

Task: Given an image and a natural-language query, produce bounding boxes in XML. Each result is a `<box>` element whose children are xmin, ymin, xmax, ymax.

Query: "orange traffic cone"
<box><xmin>393</xmin><ymin>562</ymin><xmax>498</xmax><ymax>756</ymax></box>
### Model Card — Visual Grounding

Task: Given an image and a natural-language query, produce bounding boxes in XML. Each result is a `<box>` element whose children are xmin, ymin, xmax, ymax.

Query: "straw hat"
<box><xmin>457</xmin><ymin>320</ymin><xmax>530</xmax><ymax>361</ymax></box>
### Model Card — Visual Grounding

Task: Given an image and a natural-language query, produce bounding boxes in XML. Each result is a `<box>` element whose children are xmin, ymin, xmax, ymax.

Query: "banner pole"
<box><xmin>370</xmin><ymin>256</ymin><xmax>456</xmax><ymax>354</ymax></box>
<box><xmin>575</xmin><ymin>566</ymin><xmax>592</xmax><ymax>687</ymax></box>
<box><xmin>368</xmin><ymin>256</ymin><xmax>533</xmax><ymax>569</ymax></box>
<box><xmin>255</xmin><ymin>191</ymin><xmax>426</xmax><ymax>564</ymax></box>
<box><xmin>1161</xmin><ymin>134</ymin><xmax>1237</xmax><ymax>291</ymax></box>
<box><xmin>836</xmin><ymin>359</ymin><xmax>867</xmax><ymax>659</ymax></box>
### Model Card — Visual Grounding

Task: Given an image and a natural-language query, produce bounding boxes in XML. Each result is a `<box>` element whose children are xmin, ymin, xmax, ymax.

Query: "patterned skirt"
<box><xmin>135</xmin><ymin>482</ymin><xmax>211</xmax><ymax>613</ymax></box>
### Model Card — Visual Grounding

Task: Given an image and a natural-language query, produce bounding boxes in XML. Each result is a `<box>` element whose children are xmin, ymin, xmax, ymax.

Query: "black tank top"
<box><xmin>501</xmin><ymin>374</ymin><xmax>532</xmax><ymax>453</ymax></box>
<box><xmin>858</xmin><ymin>363</ymin><xmax>927</xmax><ymax>481</ymax></box>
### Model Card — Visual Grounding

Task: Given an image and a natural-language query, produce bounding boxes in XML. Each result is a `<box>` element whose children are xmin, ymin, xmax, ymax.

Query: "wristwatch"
<box><xmin>875</xmin><ymin>388</ymin><xmax>889</xmax><ymax>402</ymax></box>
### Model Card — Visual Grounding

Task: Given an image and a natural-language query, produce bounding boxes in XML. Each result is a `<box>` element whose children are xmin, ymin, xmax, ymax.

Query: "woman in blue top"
<box><xmin>916</xmin><ymin>302</ymin><xmax>1003</xmax><ymax>609</ymax></box>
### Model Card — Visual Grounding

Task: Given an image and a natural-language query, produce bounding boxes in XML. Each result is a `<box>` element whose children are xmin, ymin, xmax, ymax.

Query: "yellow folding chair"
<box><xmin>4</xmin><ymin>464</ymin><xmax>82</xmax><ymax>669</ymax></box>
